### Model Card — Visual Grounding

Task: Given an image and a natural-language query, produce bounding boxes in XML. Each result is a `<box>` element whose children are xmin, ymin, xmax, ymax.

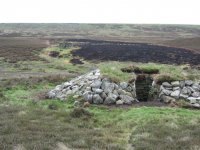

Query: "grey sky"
<box><xmin>0</xmin><ymin>0</ymin><xmax>199</xmax><ymax>24</ymax></box>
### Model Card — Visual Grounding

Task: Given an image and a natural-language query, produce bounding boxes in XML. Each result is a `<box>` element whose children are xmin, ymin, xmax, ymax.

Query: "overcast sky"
<box><xmin>0</xmin><ymin>0</ymin><xmax>199</xmax><ymax>24</ymax></box>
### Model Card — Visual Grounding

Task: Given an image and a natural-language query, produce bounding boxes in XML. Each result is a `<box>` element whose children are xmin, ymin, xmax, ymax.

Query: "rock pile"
<box><xmin>159</xmin><ymin>80</ymin><xmax>200</xmax><ymax>108</ymax></box>
<box><xmin>48</xmin><ymin>69</ymin><xmax>138</xmax><ymax>105</ymax></box>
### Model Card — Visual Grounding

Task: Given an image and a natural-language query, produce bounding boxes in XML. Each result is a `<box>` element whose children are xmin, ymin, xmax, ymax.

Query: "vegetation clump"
<box><xmin>154</xmin><ymin>74</ymin><xmax>179</xmax><ymax>85</ymax></box>
<box><xmin>69</xmin><ymin>58</ymin><xmax>84</xmax><ymax>65</ymax></box>
<box><xmin>70</xmin><ymin>108</ymin><xmax>93</xmax><ymax>118</ymax></box>
<box><xmin>48</xmin><ymin>51</ymin><xmax>60</xmax><ymax>57</ymax></box>
<box><xmin>121</xmin><ymin>65</ymin><xmax>159</xmax><ymax>74</ymax></box>
<box><xmin>59</xmin><ymin>42</ymin><xmax>73</xmax><ymax>49</ymax></box>
<box><xmin>48</xmin><ymin>103</ymin><xmax>58</xmax><ymax>110</ymax></box>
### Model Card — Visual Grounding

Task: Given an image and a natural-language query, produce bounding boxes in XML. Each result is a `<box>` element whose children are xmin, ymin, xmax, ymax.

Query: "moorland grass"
<box><xmin>0</xmin><ymin>80</ymin><xmax>200</xmax><ymax>149</ymax></box>
<box><xmin>0</xmin><ymin>44</ymin><xmax>200</xmax><ymax>149</ymax></box>
<box><xmin>98</xmin><ymin>61</ymin><xmax>200</xmax><ymax>83</ymax></box>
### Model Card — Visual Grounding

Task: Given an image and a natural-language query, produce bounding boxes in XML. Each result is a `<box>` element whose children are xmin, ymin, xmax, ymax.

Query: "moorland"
<box><xmin>0</xmin><ymin>24</ymin><xmax>200</xmax><ymax>150</ymax></box>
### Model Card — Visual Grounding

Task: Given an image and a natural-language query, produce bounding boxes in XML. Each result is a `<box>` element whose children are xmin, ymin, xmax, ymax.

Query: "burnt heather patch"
<box><xmin>71</xmin><ymin>40</ymin><xmax>200</xmax><ymax>65</ymax></box>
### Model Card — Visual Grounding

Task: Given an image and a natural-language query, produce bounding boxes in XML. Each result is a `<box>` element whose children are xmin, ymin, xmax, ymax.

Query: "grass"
<box><xmin>40</xmin><ymin>46</ymin><xmax>80</xmax><ymax>58</ymax></box>
<box><xmin>39</xmin><ymin>46</ymin><xmax>90</xmax><ymax>74</ymax></box>
<box><xmin>98</xmin><ymin>61</ymin><xmax>135</xmax><ymax>82</ymax></box>
<box><xmin>0</xmin><ymin>79</ymin><xmax>200</xmax><ymax>149</ymax></box>
<box><xmin>0</xmin><ymin>103</ymin><xmax>200</xmax><ymax>149</ymax></box>
<box><xmin>0</xmin><ymin>32</ymin><xmax>200</xmax><ymax>149</ymax></box>
<box><xmin>98</xmin><ymin>61</ymin><xmax>200</xmax><ymax>83</ymax></box>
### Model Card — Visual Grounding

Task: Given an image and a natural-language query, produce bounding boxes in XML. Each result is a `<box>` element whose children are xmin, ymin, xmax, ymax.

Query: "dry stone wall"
<box><xmin>159</xmin><ymin>80</ymin><xmax>200</xmax><ymax>108</ymax></box>
<box><xmin>48</xmin><ymin>69</ymin><xmax>200</xmax><ymax>108</ymax></box>
<box><xmin>47</xmin><ymin>69</ymin><xmax>138</xmax><ymax>105</ymax></box>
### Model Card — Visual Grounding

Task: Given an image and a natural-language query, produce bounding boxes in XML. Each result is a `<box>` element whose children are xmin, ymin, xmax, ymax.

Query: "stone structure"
<box><xmin>47</xmin><ymin>69</ymin><xmax>138</xmax><ymax>105</ymax></box>
<box><xmin>159</xmin><ymin>80</ymin><xmax>200</xmax><ymax>108</ymax></box>
<box><xmin>48</xmin><ymin>69</ymin><xmax>200</xmax><ymax>108</ymax></box>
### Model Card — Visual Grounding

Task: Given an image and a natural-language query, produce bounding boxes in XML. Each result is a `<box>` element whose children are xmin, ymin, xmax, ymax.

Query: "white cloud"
<box><xmin>0</xmin><ymin>0</ymin><xmax>199</xmax><ymax>24</ymax></box>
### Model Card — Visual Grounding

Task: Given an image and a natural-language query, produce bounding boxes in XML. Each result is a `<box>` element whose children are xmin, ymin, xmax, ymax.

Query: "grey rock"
<box><xmin>192</xmin><ymin>92</ymin><xmax>200</xmax><ymax>98</ymax></box>
<box><xmin>91</xmin><ymin>87</ymin><xmax>97</xmax><ymax>92</ymax></box>
<box><xmin>160</xmin><ymin>85</ymin><xmax>165</xmax><ymax>91</ymax></box>
<box><xmin>72</xmin><ymin>87</ymin><xmax>79</xmax><ymax>93</ymax></box>
<box><xmin>48</xmin><ymin>91</ymin><xmax>56</xmax><ymax>98</ymax></box>
<box><xmin>192</xmin><ymin>83</ymin><xmax>200</xmax><ymax>91</ymax></box>
<box><xmin>131</xmin><ymin>91</ymin><xmax>136</xmax><ymax>98</ymax></box>
<box><xmin>119</xmin><ymin>95</ymin><xmax>134</xmax><ymax>105</ymax></box>
<box><xmin>85</xmin><ymin>86</ymin><xmax>91</xmax><ymax>91</ymax></box>
<box><xmin>126</xmin><ymin>86</ymin><xmax>133</xmax><ymax>92</ymax></box>
<box><xmin>114</xmin><ymin>84</ymin><xmax>119</xmax><ymax>90</ymax></box>
<box><xmin>72</xmin><ymin>95</ymin><xmax>80</xmax><ymax>99</ymax></box>
<box><xmin>180</xmin><ymin>94</ymin><xmax>189</xmax><ymax>99</ymax></box>
<box><xmin>171</xmin><ymin>81</ymin><xmax>180</xmax><ymax>87</ymax></box>
<box><xmin>101</xmin><ymin>80</ymin><xmax>108</xmax><ymax>89</ymax></box>
<box><xmin>101</xmin><ymin>79</ymin><xmax>110</xmax><ymax>87</ymax></box>
<box><xmin>161</xmin><ymin>95</ymin><xmax>176</xmax><ymax>103</ymax></box>
<box><xmin>56</xmin><ymin>91</ymin><xmax>65</xmax><ymax>98</ymax></box>
<box><xmin>77</xmin><ymin>91</ymin><xmax>83</xmax><ymax>96</ymax></box>
<box><xmin>104</xmin><ymin>95</ymin><xmax>117</xmax><ymax>105</ymax></box>
<box><xmin>185</xmin><ymin>80</ymin><xmax>193</xmax><ymax>86</ymax></box>
<box><xmin>192</xmin><ymin>103</ymin><xmax>200</xmax><ymax>108</ymax></box>
<box><xmin>116</xmin><ymin>100</ymin><xmax>124</xmax><ymax>105</ymax></box>
<box><xmin>173</xmin><ymin>87</ymin><xmax>180</xmax><ymax>91</ymax></box>
<box><xmin>102</xmin><ymin>78</ymin><xmax>110</xmax><ymax>82</ymax></box>
<box><xmin>63</xmin><ymin>82</ymin><xmax>72</xmax><ymax>88</ymax></box>
<box><xmin>108</xmin><ymin>93</ymin><xmax>118</xmax><ymax>100</ymax></box>
<box><xmin>91</xmin><ymin>80</ymin><xmax>102</xmax><ymax>88</ymax></box>
<box><xmin>100</xmin><ymin>92</ymin><xmax>107</xmax><ymax>100</ymax></box>
<box><xmin>180</xmin><ymin>81</ymin><xmax>185</xmax><ymax>88</ymax></box>
<box><xmin>55</xmin><ymin>85</ymin><xmax>63</xmax><ymax>91</ymax></box>
<box><xmin>94</xmin><ymin>70</ymin><xmax>100</xmax><ymax>76</ymax></box>
<box><xmin>83</xmin><ymin>91</ymin><xmax>93</xmax><ymax>103</ymax></box>
<box><xmin>102</xmin><ymin>82</ymin><xmax>115</xmax><ymax>94</ymax></box>
<box><xmin>159</xmin><ymin>91</ymin><xmax>164</xmax><ymax>98</ymax></box>
<box><xmin>113</xmin><ymin>90</ymin><xmax>119</xmax><ymax>97</ymax></box>
<box><xmin>120</xmin><ymin>82</ymin><xmax>128</xmax><ymax>89</ymax></box>
<box><xmin>187</xmin><ymin>86</ymin><xmax>196</xmax><ymax>93</ymax></box>
<box><xmin>181</xmin><ymin>87</ymin><xmax>191</xmax><ymax>95</ymax></box>
<box><xmin>187</xmin><ymin>97</ymin><xmax>196</xmax><ymax>104</ymax></box>
<box><xmin>94</xmin><ymin>89</ymin><xmax>103</xmax><ymax>94</ymax></box>
<box><xmin>165</xmin><ymin>87</ymin><xmax>173</xmax><ymax>90</ymax></box>
<box><xmin>117</xmin><ymin>89</ymin><xmax>126</xmax><ymax>95</ymax></box>
<box><xmin>162</xmin><ymin>82</ymin><xmax>172</xmax><ymax>88</ymax></box>
<box><xmin>79</xmin><ymin>84</ymin><xmax>86</xmax><ymax>91</ymax></box>
<box><xmin>125</xmin><ymin>92</ymin><xmax>133</xmax><ymax>97</ymax></box>
<box><xmin>93</xmin><ymin>94</ymin><xmax>103</xmax><ymax>104</ymax></box>
<box><xmin>66</xmin><ymin>90</ymin><xmax>73</xmax><ymax>95</ymax></box>
<box><xmin>170</xmin><ymin>90</ymin><xmax>180</xmax><ymax>99</ymax></box>
<box><xmin>87</xmin><ymin>75</ymin><xmax>99</xmax><ymax>80</ymax></box>
<box><xmin>162</xmin><ymin>89</ymin><xmax>173</xmax><ymax>96</ymax></box>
